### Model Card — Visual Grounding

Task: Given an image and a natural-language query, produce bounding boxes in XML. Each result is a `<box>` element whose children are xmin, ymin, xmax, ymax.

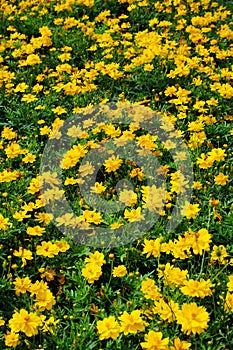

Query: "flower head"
<box><xmin>97</xmin><ymin>316</ymin><xmax>120</xmax><ymax>340</ymax></box>
<box><xmin>9</xmin><ymin>309</ymin><xmax>42</xmax><ymax>337</ymax></box>
<box><xmin>176</xmin><ymin>302</ymin><xmax>209</xmax><ymax>335</ymax></box>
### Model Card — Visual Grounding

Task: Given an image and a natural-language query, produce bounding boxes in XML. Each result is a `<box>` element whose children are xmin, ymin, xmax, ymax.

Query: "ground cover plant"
<box><xmin>0</xmin><ymin>0</ymin><xmax>233</xmax><ymax>349</ymax></box>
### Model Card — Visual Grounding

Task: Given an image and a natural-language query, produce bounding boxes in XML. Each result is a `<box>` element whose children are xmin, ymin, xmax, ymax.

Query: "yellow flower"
<box><xmin>13</xmin><ymin>276</ymin><xmax>32</xmax><ymax>296</ymax></box>
<box><xmin>90</xmin><ymin>182</ymin><xmax>106</xmax><ymax>194</ymax></box>
<box><xmin>1</xmin><ymin>126</ymin><xmax>17</xmax><ymax>139</ymax></box>
<box><xmin>21</xmin><ymin>93</ymin><xmax>38</xmax><ymax>103</ymax></box>
<box><xmin>224</xmin><ymin>292</ymin><xmax>233</xmax><ymax>312</ymax></box>
<box><xmin>64</xmin><ymin>177</ymin><xmax>80</xmax><ymax>185</ymax></box>
<box><xmin>40</xmin><ymin>125</ymin><xmax>51</xmax><ymax>135</ymax></box>
<box><xmin>227</xmin><ymin>275</ymin><xmax>233</xmax><ymax>292</ymax></box>
<box><xmin>81</xmin><ymin>262</ymin><xmax>102</xmax><ymax>283</ymax></box>
<box><xmin>40</xmin><ymin>268</ymin><xmax>56</xmax><ymax>282</ymax></box>
<box><xmin>112</xmin><ymin>265</ymin><xmax>127</xmax><ymax>277</ymax></box>
<box><xmin>164</xmin><ymin>86</ymin><xmax>177</xmax><ymax>97</ymax></box>
<box><xmin>41</xmin><ymin>316</ymin><xmax>59</xmax><ymax>334</ymax></box>
<box><xmin>140</xmin><ymin>330</ymin><xmax>169</xmax><ymax>350</ymax></box>
<box><xmin>214</xmin><ymin>173</ymin><xmax>229</xmax><ymax>185</ymax></box>
<box><xmin>58</xmin><ymin>53</ymin><xmax>71</xmax><ymax>62</ymax></box>
<box><xmin>180</xmin><ymin>278</ymin><xmax>213</xmax><ymax>298</ymax></box>
<box><xmin>67</xmin><ymin>125</ymin><xmax>88</xmax><ymax>138</ymax></box>
<box><xmin>142</xmin><ymin>238</ymin><xmax>162</xmax><ymax>258</ymax></box>
<box><xmin>124</xmin><ymin>207</ymin><xmax>144</xmax><ymax>222</ymax></box>
<box><xmin>169</xmin><ymin>337</ymin><xmax>191</xmax><ymax>350</ymax></box>
<box><xmin>27</xmin><ymin>225</ymin><xmax>45</xmax><ymax>236</ymax></box>
<box><xmin>185</xmin><ymin>228</ymin><xmax>212</xmax><ymax>255</ymax></box>
<box><xmin>22</xmin><ymin>153</ymin><xmax>36</xmax><ymax>163</ymax></box>
<box><xmin>103</xmin><ymin>123</ymin><xmax>121</xmax><ymax>138</ymax></box>
<box><xmin>85</xmin><ymin>251</ymin><xmax>106</xmax><ymax>266</ymax></box>
<box><xmin>97</xmin><ymin>316</ymin><xmax>120</xmax><ymax>340</ymax></box>
<box><xmin>130</xmin><ymin>167</ymin><xmax>145</xmax><ymax>180</ymax></box>
<box><xmin>141</xmin><ymin>185</ymin><xmax>166</xmax><ymax>212</ymax></box>
<box><xmin>210</xmin><ymin>245</ymin><xmax>228</xmax><ymax>264</ymax></box>
<box><xmin>27</xmin><ymin>176</ymin><xmax>41</xmax><ymax>194</ymax></box>
<box><xmin>35</xmin><ymin>287</ymin><xmax>56</xmax><ymax>311</ymax></box>
<box><xmin>141</xmin><ymin>278</ymin><xmax>161</xmax><ymax>300</ymax></box>
<box><xmin>192</xmin><ymin>181</ymin><xmax>202</xmax><ymax>189</ymax></box>
<box><xmin>36</xmin><ymin>241</ymin><xmax>60</xmax><ymax>258</ymax></box>
<box><xmin>180</xmin><ymin>202</ymin><xmax>200</xmax><ymax>219</ymax></box>
<box><xmin>110</xmin><ymin>221</ymin><xmax>124</xmax><ymax>229</ymax></box>
<box><xmin>78</xmin><ymin>161</ymin><xmax>95</xmax><ymax>177</ymax></box>
<box><xmin>55</xmin><ymin>213</ymin><xmax>76</xmax><ymax>227</ymax></box>
<box><xmin>196</xmin><ymin>154</ymin><xmax>214</xmax><ymax>169</ymax></box>
<box><xmin>5</xmin><ymin>142</ymin><xmax>23</xmax><ymax>158</ymax></box>
<box><xmin>29</xmin><ymin>280</ymin><xmax>47</xmax><ymax>296</ymax></box>
<box><xmin>13</xmin><ymin>210</ymin><xmax>31</xmax><ymax>222</ymax></box>
<box><xmin>208</xmin><ymin>148</ymin><xmax>226</xmax><ymax>162</ymax></box>
<box><xmin>176</xmin><ymin>302</ymin><xmax>209</xmax><ymax>335</ymax></box>
<box><xmin>40</xmin><ymin>188</ymin><xmax>65</xmax><ymax>204</ymax></box>
<box><xmin>104</xmin><ymin>155</ymin><xmax>123</xmax><ymax>172</ymax></box>
<box><xmin>55</xmin><ymin>240</ymin><xmax>70</xmax><ymax>252</ymax></box>
<box><xmin>153</xmin><ymin>299</ymin><xmax>179</xmax><ymax>323</ymax></box>
<box><xmin>9</xmin><ymin>309</ymin><xmax>42</xmax><ymax>337</ymax></box>
<box><xmin>158</xmin><ymin>263</ymin><xmax>188</xmax><ymax>287</ymax></box>
<box><xmin>24</xmin><ymin>54</ymin><xmax>41</xmax><ymax>66</ymax></box>
<box><xmin>51</xmin><ymin>106</ymin><xmax>67</xmax><ymax>115</ymax></box>
<box><xmin>119</xmin><ymin>189</ymin><xmax>137</xmax><ymax>206</ymax></box>
<box><xmin>35</xmin><ymin>212</ymin><xmax>53</xmax><ymax>225</ymax></box>
<box><xmin>119</xmin><ymin>310</ymin><xmax>145</xmax><ymax>335</ymax></box>
<box><xmin>13</xmin><ymin>247</ymin><xmax>33</xmax><ymax>266</ymax></box>
<box><xmin>0</xmin><ymin>214</ymin><xmax>10</xmax><ymax>231</ymax></box>
<box><xmin>136</xmin><ymin>134</ymin><xmax>157</xmax><ymax>150</ymax></box>
<box><xmin>4</xmin><ymin>332</ymin><xmax>20</xmax><ymax>347</ymax></box>
<box><xmin>80</xmin><ymin>209</ymin><xmax>103</xmax><ymax>225</ymax></box>
<box><xmin>60</xmin><ymin>144</ymin><xmax>87</xmax><ymax>169</ymax></box>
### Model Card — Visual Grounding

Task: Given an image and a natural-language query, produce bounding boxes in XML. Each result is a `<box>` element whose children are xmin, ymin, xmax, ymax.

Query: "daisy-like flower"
<box><xmin>176</xmin><ymin>302</ymin><xmax>209</xmax><ymax>335</ymax></box>
<box><xmin>13</xmin><ymin>276</ymin><xmax>32</xmax><ymax>296</ymax></box>
<box><xmin>210</xmin><ymin>245</ymin><xmax>228</xmax><ymax>264</ymax></box>
<box><xmin>90</xmin><ymin>181</ymin><xmax>106</xmax><ymax>194</ymax></box>
<box><xmin>84</xmin><ymin>251</ymin><xmax>106</xmax><ymax>267</ymax></box>
<box><xmin>142</xmin><ymin>238</ymin><xmax>162</xmax><ymax>258</ymax></box>
<box><xmin>119</xmin><ymin>310</ymin><xmax>145</xmax><ymax>335</ymax></box>
<box><xmin>112</xmin><ymin>265</ymin><xmax>127</xmax><ymax>277</ymax></box>
<box><xmin>141</xmin><ymin>278</ymin><xmax>161</xmax><ymax>300</ymax></box>
<box><xmin>81</xmin><ymin>263</ymin><xmax>102</xmax><ymax>283</ymax></box>
<box><xmin>224</xmin><ymin>292</ymin><xmax>233</xmax><ymax>312</ymax></box>
<box><xmin>9</xmin><ymin>309</ymin><xmax>42</xmax><ymax>337</ymax></box>
<box><xmin>13</xmin><ymin>247</ymin><xmax>33</xmax><ymax>266</ymax></box>
<box><xmin>124</xmin><ymin>207</ymin><xmax>144</xmax><ymax>222</ymax></box>
<box><xmin>214</xmin><ymin>173</ymin><xmax>229</xmax><ymax>185</ymax></box>
<box><xmin>180</xmin><ymin>278</ymin><xmax>213</xmax><ymax>298</ymax></box>
<box><xmin>185</xmin><ymin>228</ymin><xmax>212</xmax><ymax>255</ymax></box>
<box><xmin>140</xmin><ymin>330</ymin><xmax>169</xmax><ymax>350</ymax></box>
<box><xmin>119</xmin><ymin>189</ymin><xmax>137</xmax><ymax>206</ymax></box>
<box><xmin>180</xmin><ymin>202</ymin><xmax>200</xmax><ymax>220</ymax></box>
<box><xmin>97</xmin><ymin>316</ymin><xmax>120</xmax><ymax>340</ymax></box>
<box><xmin>169</xmin><ymin>337</ymin><xmax>191</xmax><ymax>350</ymax></box>
<box><xmin>104</xmin><ymin>155</ymin><xmax>123</xmax><ymax>172</ymax></box>
<box><xmin>27</xmin><ymin>225</ymin><xmax>45</xmax><ymax>236</ymax></box>
<box><xmin>0</xmin><ymin>214</ymin><xmax>10</xmax><ymax>231</ymax></box>
<box><xmin>227</xmin><ymin>275</ymin><xmax>233</xmax><ymax>291</ymax></box>
<box><xmin>4</xmin><ymin>332</ymin><xmax>20</xmax><ymax>347</ymax></box>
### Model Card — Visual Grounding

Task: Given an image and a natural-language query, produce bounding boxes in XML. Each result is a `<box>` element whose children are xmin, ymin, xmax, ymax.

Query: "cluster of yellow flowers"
<box><xmin>82</xmin><ymin>251</ymin><xmax>106</xmax><ymax>283</ymax></box>
<box><xmin>0</xmin><ymin>0</ymin><xmax>232</xmax><ymax>348</ymax></box>
<box><xmin>4</xmin><ymin>309</ymin><xmax>58</xmax><ymax>347</ymax></box>
<box><xmin>82</xmin><ymin>226</ymin><xmax>233</xmax><ymax>343</ymax></box>
<box><xmin>97</xmin><ymin>303</ymin><xmax>209</xmax><ymax>343</ymax></box>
